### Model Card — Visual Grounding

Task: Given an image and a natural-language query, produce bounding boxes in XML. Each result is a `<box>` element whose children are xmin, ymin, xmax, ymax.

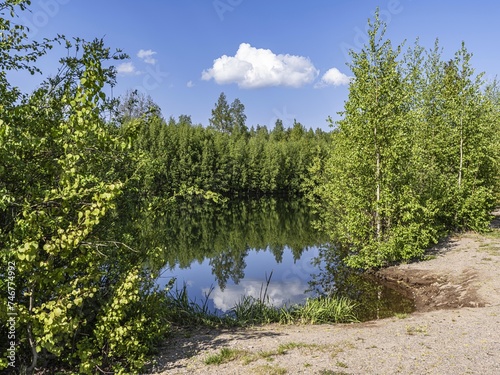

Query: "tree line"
<box><xmin>117</xmin><ymin>90</ymin><xmax>331</xmax><ymax>201</ymax></box>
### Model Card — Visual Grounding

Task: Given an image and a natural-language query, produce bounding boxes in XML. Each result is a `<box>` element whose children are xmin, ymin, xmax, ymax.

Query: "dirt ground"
<box><xmin>147</xmin><ymin>210</ymin><xmax>500</xmax><ymax>375</ymax></box>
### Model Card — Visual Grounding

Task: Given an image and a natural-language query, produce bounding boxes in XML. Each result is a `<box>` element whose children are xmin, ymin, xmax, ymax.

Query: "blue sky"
<box><xmin>11</xmin><ymin>0</ymin><xmax>500</xmax><ymax>130</ymax></box>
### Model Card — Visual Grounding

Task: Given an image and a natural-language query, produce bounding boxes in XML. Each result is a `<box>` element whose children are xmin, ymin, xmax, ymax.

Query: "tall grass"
<box><xmin>291</xmin><ymin>296</ymin><xmax>359</xmax><ymax>324</ymax></box>
<box><xmin>163</xmin><ymin>281</ymin><xmax>231</xmax><ymax>327</ymax></box>
<box><xmin>231</xmin><ymin>295</ymin><xmax>358</xmax><ymax>325</ymax></box>
<box><xmin>231</xmin><ymin>272</ymin><xmax>358</xmax><ymax>325</ymax></box>
<box><xmin>163</xmin><ymin>274</ymin><xmax>359</xmax><ymax>328</ymax></box>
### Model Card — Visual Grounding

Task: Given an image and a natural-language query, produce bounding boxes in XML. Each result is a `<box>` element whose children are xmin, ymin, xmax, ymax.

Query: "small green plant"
<box><xmin>253</xmin><ymin>364</ymin><xmax>287</xmax><ymax>375</ymax></box>
<box><xmin>336</xmin><ymin>361</ymin><xmax>349</xmax><ymax>368</ymax></box>
<box><xmin>318</xmin><ymin>370</ymin><xmax>350</xmax><ymax>375</ymax></box>
<box><xmin>422</xmin><ymin>254</ymin><xmax>438</xmax><ymax>261</ymax></box>
<box><xmin>257</xmin><ymin>350</ymin><xmax>276</xmax><ymax>361</ymax></box>
<box><xmin>276</xmin><ymin>342</ymin><xmax>321</xmax><ymax>355</ymax></box>
<box><xmin>406</xmin><ymin>324</ymin><xmax>428</xmax><ymax>336</ymax></box>
<box><xmin>394</xmin><ymin>313</ymin><xmax>408</xmax><ymax>319</ymax></box>
<box><xmin>204</xmin><ymin>347</ymin><xmax>247</xmax><ymax>365</ymax></box>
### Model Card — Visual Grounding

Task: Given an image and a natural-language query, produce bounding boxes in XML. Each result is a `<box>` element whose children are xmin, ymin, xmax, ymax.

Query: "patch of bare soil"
<box><xmin>147</xmin><ymin>210</ymin><xmax>500</xmax><ymax>375</ymax></box>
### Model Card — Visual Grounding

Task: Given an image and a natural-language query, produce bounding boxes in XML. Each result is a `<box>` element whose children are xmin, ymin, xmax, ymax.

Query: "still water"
<box><xmin>158</xmin><ymin>245</ymin><xmax>321</xmax><ymax>314</ymax></box>
<box><xmin>132</xmin><ymin>198</ymin><xmax>414</xmax><ymax>320</ymax></box>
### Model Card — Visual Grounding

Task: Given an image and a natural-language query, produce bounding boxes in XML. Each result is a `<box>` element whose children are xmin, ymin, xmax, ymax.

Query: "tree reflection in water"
<box><xmin>103</xmin><ymin>197</ymin><xmax>414</xmax><ymax>318</ymax></box>
<box><xmin>309</xmin><ymin>245</ymin><xmax>415</xmax><ymax>321</ymax></box>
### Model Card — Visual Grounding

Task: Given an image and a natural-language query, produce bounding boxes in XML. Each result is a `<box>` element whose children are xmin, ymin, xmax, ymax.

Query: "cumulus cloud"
<box><xmin>186</xmin><ymin>80</ymin><xmax>195</xmax><ymax>88</ymax></box>
<box><xmin>315</xmin><ymin>67</ymin><xmax>352</xmax><ymax>88</ymax></box>
<box><xmin>137</xmin><ymin>49</ymin><xmax>157</xmax><ymax>65</ymax></box>
<box><xmin>202</xmin><ymin>43</ymin><xmax>319</xmax><ymax>89</ymax></box>
<box><xmin>116</xmin><ymin>62</ymin><xmax>139</xmax><ymax>75</ymax></box>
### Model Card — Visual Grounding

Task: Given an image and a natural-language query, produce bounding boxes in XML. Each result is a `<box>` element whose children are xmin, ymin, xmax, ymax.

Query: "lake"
<box><xmin>119</xmin><ymin>197</ymin><xmax>415</xmax><ymax>320</ymax></box>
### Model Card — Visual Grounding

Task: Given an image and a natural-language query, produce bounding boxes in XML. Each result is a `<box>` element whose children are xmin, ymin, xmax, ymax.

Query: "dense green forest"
<box><xmin>117</xmin><ymin>90</ymin><xmax>331</xmax><ymax>200</ymax></box>
<box><xmin>1</xmin><ymin>2</ymin><xmax>499</xmax><ymax>374</ymax></box>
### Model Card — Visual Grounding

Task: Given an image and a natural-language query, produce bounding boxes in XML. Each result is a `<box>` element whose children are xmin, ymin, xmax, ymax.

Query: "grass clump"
<box><xmin>163</xmin><ymin>281</ymin><xmax>232</xmax><ymax>327</ymax></box>
<box><xmin>204</xmin><ymin>347</ymin><xmax>247</xmax><ymax>365</ymax></box>
<box><xmin>253</xmin><ymin>364</ymin><xmax>288</xmax><ymax>374</ymax></box>
<box><xmin>230</xmin><ymin>272</ymin><xmax>358</xmax><ymax>325</ymax></box>
<box><xmin>231</xmin><ymin>295</ymin><xmax>358</xmax><ymax>325</ymax></box>
<box><xmin>478</xmin><ymin>242</ymin><xmax>500</xmax><ymax>256</ymax></box>
<box><xmin>277</xmin><ymin>342</ymin><xmax>323</xmax><ymax>355</ymax></box>
<box><xmin>394</xmin><ymin>312</ymin><xmax>408</xmax><ymax>319</ymax></box>
<box><xmin>406</xmin><ymin>324</ymin><xmax>428</xmax><ymax>336</ymax></box>
<box><xmin>336</xmin><ymin>361</ymin><xmax>349</xmax><ymax>368</ymax></box>
<box><xmin>291</xmin><ymin>296</ymin><xmax>358</xmax><ymax>324</ymax></box>
<box><xmin>231</xmin><ymin>295</ymin><xmax>282</xmax><ymax>325</ymax></box>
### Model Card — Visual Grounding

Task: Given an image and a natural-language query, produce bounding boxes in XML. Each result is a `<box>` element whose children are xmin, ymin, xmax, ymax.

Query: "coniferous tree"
<box><xmin>209</xmin><ymin>92</ymin><xmax>232</xmax><ymax>134</ymax></box>
<box><xmin>230</xmin><ymin>97</ymin><xmax>248</xmax><ymax>137</ymax></box>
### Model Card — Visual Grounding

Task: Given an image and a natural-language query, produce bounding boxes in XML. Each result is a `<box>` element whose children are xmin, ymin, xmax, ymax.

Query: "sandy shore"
<box><xmin>148</xmin><ymin>211</ymin><xmax>500</xmax><ymax>375</ymax></box>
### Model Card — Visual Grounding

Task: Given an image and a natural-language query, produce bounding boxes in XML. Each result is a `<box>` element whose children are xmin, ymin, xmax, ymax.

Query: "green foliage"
<box><xmin>231</xmin><ymin>295</ymin><xmax>358</xmax><ymax>325</ymax></box>
<box><xmin>315</xmin><ymin>10</ymin><xmax>499</xmax><ymax>269</ymax></box>
<box><xmin>0</xmin><ymin>6</ymin><xmax>171</xmax><ymax>372</ymax></box>
<box><xmin>0</xmin><ymin>0</ymin><xmax>58</xmax><ymax>75</ymax></box>
<box><xmin>204</xmin><ymin>347</ymin><xmax>246</xmax><ymax>365</ymax></box>
<box><xmin>117</xmin><ymin>92</ymin><xmax>331</xmax><ymax>200</ymax></box>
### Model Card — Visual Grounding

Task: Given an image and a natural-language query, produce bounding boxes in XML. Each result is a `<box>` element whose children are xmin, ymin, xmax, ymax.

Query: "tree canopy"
<box><xmin>313</xmin><ymin>11</ymin><xmax>499</xmax><ymax>269</ymax></box>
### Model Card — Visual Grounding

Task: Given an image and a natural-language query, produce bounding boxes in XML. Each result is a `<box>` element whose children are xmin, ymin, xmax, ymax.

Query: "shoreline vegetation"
<box><xmin>163</xmin><ymin>265</ymin><xmax>361</xmax><ymax>328</ymax></box>
<box><xmin>1</xmin><ymin>2</ymin><xmax>499</xmax><ymax>374</ymax></box>
<box><xmin>156</xmin><ymin>207</ymin><xmax>500</xmax><ymax>331</ymax></box>
<box><xmin>163</xmin><ymin>282</ymin><xmax>359</xmax><ymax>328</ymax></box>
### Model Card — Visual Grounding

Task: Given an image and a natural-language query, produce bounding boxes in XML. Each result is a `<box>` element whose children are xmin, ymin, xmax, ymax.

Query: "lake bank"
<box><xmin>147</xmin><ymin>210</ymin><xmax>500</xmax><ymax>375</ymax></box>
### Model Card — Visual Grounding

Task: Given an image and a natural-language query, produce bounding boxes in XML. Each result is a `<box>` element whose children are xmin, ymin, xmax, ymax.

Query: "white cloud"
<box><xmin>201</xmin><ymin>43</ymin><xmax>319</xmax><ymax>89</ymax></box>
<box><xmin>186</xmin><ymin>80</ymin><xmax>195</xmax><ymax>88</ymax></box>
<box><xmin>137</xmin><ymin>49</ymin><xmax>157</xmax><ymax>65</ymax></box>
<box><xmin>315</xmin><ymin>67</ymin><xmax>352</xmax><ymax>88</ymax></box>
<box><xmin>116</xmin><ymin>62</ymin><xmax>139</xmax><ymax>75</ymax></box>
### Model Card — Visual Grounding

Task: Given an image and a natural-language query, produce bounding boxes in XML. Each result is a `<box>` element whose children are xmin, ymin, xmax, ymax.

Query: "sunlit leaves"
<box><xmin>0</xmin><ymin>14</ymin><xmax>168</xmax><ymax>372</ymax></box>
<box><xmin>316</xmin><ymin>11</ymin><xmax>499</xmax><ymax>269</ymax></box>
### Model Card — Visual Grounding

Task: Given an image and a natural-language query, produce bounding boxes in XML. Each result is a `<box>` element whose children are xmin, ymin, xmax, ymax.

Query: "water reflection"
<box><xmin>106</xmin><ymin>197</ymin><xmax>414</xmax><ymax>319</ymax></box>
<box><xmin>308</xmin><ymin>246</ymin><xmax>415</xmax><ymax>320</ymax></box>
<box><xmin>160</xmin><ymin>246</ymin><xmax>319</xmax><ymax>313</ymax></box>
<box><xmin>207</xmin><ymin>278</ymin><xmax>308</xmax><ymax>312</ymax></box>
<box><xmin>146</xmin><ymin>197</ymin><xmax>323</xmax><ymax>289</ymax></box>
